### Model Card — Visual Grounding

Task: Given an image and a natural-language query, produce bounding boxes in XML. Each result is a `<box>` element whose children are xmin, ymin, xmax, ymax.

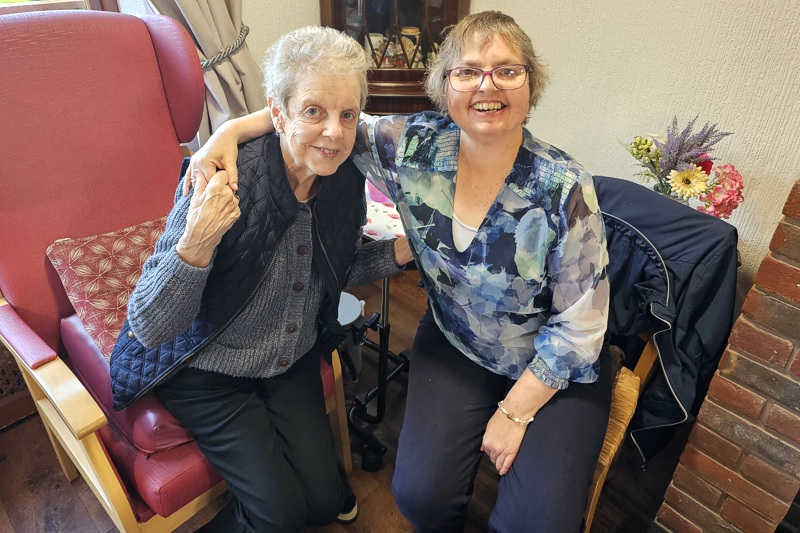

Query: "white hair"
<box><xmin>262</xmin><ymin>26</ymin><xmax>368</xmax><ymax>113</ymax></box>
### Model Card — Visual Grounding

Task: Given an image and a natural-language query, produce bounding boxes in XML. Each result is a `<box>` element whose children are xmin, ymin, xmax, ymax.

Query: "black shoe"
<box><xmin>336</xmin><ymin>493</ymin><xmax>358</xmax><ymax>525</ymax></box>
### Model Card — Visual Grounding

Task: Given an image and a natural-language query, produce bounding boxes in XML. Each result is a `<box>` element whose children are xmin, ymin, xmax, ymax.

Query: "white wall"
<box><xmin>243</xmin><ymin>1</ymin><xmax>318</xmax><ymax>74</ymax></box>
<box><xmin>473</xmin><ymin>0</ymin><xmax>800</xmax><ymax>302</ymax></box>
<box><xmin>244</xmin><ymin>0</ymin><xmax>800</xmax><ymax>301</ymax></box>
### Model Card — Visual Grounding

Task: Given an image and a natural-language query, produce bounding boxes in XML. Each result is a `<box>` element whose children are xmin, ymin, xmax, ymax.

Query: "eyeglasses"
<box><xmin>444</xmin><ymin>64</ymin><xmax>530</xmax><ymax>92</ymax></box>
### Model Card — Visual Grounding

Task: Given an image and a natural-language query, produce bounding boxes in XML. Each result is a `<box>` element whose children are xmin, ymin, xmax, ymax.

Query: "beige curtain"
<box><xmin>150</xmin><ymin>0</ymin><xmax>265</xmax><ymax>145</ymax></box>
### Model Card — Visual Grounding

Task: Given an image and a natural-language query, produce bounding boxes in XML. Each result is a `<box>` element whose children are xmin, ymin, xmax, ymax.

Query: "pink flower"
<box><xmin>698</xmin><ymin>164</ymin><xmax>744</xmax><ymax>219</ymax></box>
<box><xmin>715</xmin><ymin>164</ymin><xmax>744</xmax><ymax>191</ymax></box>
<box><xmin>716</xmin><ymin>202</ymin><xmax>736</xmax><ymax>218</ymax></box>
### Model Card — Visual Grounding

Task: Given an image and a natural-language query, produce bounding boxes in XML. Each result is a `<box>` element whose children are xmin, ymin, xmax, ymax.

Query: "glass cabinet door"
<box><xmin>344</xmin><ymin>0</ymin><xmax>450</xmax><ymax>70</ymax></box>
<box><xmin>321</xmin><ymin>0</ymin><xmax>468</xmax><ymax>113</ymax></box>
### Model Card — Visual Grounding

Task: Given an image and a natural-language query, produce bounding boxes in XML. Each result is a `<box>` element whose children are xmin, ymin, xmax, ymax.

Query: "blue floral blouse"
<box><xmin>353</xmin><ymin>111</ymin><xmax>609</xmax><ymax>389</ymax></box>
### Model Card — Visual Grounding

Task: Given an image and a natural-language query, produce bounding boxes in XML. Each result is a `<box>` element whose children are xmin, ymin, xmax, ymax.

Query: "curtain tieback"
<box><xmin>201</xmin><ymin>24</ymin><xmax>250</xmax><ymax>70</ymax></box>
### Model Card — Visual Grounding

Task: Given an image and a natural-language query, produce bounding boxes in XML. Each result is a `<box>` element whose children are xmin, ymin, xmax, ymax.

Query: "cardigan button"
<box><xmin>292</xmin><ymin>282</ymin><xmax>304</xmax><ymax>292</ymax></box>
<box><xmin>297</xmin><ymin>245</ymin><xmax>307</xmax><ymax>255</ymax></box>
<box><xmin>286</xmin><ymin>324</ymin><xmax>297</xmax><ymax>333</ymax></box>
<box><xmin>279</xmin><ymin>358</ymin><xmax>290</xmax><ymax>367</ymax></box>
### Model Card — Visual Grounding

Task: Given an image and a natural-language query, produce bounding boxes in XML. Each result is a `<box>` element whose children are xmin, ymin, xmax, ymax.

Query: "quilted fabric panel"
<box><xmin>46</xmin><ymin>217</ymin><xmax>167</xmax><ymax>361</ymax></box>
<box><xmin>110</xmin><ymin>319</ymin><xmax>217</xmax><ymax>410</ymax></box>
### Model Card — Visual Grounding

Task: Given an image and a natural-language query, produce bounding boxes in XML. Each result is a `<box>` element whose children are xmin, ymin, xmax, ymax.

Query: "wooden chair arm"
<box><xmin>634</xmin><ymin>332</ymin><xmax>659</xmax><ymax>394</ymax></box>
<box><xmin>25</xmin><ymin>356</ymin><xmax>107</xmax><ymax>439</ymax></box>
<box><xmin>0</xmin><ymin>296</ymin><xmax>106</xmax><ymax>440</ymax></box>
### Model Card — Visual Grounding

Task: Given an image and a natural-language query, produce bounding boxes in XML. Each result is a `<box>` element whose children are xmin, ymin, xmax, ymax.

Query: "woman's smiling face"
<box><xmin>446</xmin><ymin>36</ymin><xmax>531</xmax><ymax>144</ymax></box>
<box><xmin>274</xmin><ymin>72</ymin><xmax>362</xmax><ymax>181</ymax></box>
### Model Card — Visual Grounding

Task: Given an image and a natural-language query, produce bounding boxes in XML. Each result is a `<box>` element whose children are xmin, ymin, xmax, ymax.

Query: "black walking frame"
<box><xmin>338</xmin><ymin>273</ymin><xmax>410</xmax><ymax>471</ymax></box>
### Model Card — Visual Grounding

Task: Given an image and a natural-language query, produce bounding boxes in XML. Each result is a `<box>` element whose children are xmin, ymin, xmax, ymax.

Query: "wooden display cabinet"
<box><xmin>320</xmin><ymin>0</ymin><xmax>469</xmax><ymax>114</ymax></box>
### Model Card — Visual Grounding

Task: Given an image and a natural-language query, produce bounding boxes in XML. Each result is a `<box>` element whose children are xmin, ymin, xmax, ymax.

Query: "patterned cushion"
<box><xmin>46</xmin><ymin>217</ymin><xmax>167</xmax><ymax>361</ymax></box>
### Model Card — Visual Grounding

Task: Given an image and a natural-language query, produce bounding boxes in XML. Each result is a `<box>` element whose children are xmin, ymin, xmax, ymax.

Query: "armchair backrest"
<box><xmin>0</xmin><ymin>11</ymin><xmax>204</xmax><ymax>351</ymax></box>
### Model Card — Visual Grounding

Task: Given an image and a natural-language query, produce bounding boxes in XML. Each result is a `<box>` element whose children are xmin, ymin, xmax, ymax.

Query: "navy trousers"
<box><xmin>392</xmin><ymin>310</ymin><xmax>614</xmax><ymax>533</ymax></box>
<box><xmin>155</xmin><ymin>350</ymin><xmax>348</xmax><ymax>533</ymax></box>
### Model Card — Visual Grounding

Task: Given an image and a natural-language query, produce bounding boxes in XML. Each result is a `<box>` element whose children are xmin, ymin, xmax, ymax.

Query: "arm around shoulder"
<box><xmin>182</xmin><ymin>108</ymin><xmax>274</xmax><ymax>195</ymax></box>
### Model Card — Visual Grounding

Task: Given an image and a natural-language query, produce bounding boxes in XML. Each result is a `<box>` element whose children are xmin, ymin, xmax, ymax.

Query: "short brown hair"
<box><xmin>425</xmin><ymin>11</ymin><xmax>549</xmax><ymax>119</ymax></box>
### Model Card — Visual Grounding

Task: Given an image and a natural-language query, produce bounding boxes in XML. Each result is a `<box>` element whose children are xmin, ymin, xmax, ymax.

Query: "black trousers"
<box><xmin>392</xmin><ymin>310</ymin><xmax>614</xmax><ymax>533</ymax></box>
<box><xmin>155</xmin><ymin>350</ymin><xmax>349</xmax><ymax>533</ymax></box>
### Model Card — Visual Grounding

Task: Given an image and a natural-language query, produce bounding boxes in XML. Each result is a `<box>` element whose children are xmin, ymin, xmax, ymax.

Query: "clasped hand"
<box><xmin>176</xmin><ymin>169</ymin><xmax>241</xmax><ymax>268</ymax></box>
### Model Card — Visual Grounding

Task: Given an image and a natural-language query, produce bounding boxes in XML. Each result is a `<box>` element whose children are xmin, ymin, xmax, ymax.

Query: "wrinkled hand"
<box><xmin>176</xmin><ymin>169</ymin><xmax>241</xmax><ymax>267</ymax></box>
<box><xmin>393</xmin><ymin>236</ymin><xmax>413</xmax><ymax>265</ymax></box>
<box><xmin>481</xmin><ymin>410</ymin><xmax>527</xmax><ymax>476</ymax></box>
<box><xmin>181</xmin><ymin>130</ymin><xmax>240</xmax><ymax>197</ymax></box>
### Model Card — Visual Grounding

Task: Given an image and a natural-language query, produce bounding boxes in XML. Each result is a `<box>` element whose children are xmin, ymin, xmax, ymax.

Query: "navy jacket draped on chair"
<box><xmin>595</xmin><ymin>175</ymin><xmax>739</xmax><ymax>460</ymax></box>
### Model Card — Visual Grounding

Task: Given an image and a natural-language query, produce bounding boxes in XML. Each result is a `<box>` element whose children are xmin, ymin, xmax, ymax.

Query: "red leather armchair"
<box><xmin>0</xmin><ymin>10</ymin><xmax>350</xmax><ymax>532</ymax></box>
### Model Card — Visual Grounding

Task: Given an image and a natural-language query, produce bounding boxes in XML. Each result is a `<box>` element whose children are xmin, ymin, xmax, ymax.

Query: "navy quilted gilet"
<box><xmin>109</xmin><ymin>134</ymin><xmax>366</xmax><ymax>410</ymax></box>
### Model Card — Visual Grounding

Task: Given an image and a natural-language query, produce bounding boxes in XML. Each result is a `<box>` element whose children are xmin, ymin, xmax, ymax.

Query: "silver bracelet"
<box><xmin>497</xmin><ymin>400</ymin><xmax>535</xmax><ymax>426</ymax></box>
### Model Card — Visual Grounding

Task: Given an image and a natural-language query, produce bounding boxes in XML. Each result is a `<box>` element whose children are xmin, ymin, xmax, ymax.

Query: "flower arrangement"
<box><xmin>627</xmin><ymin>116</ymin><xmax>744</xmax><ymax>218</ymax></box>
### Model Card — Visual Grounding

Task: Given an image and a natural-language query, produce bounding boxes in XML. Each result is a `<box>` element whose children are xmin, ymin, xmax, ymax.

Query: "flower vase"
<box><xmin>675</xmin><ymin>197</ymin><xmax>691</xmax><ymax>206</ymax></box>
<box><xmin>653</xmin><ymin>185</ymin><xmax>690</xmax><ymax>206</ymax></box>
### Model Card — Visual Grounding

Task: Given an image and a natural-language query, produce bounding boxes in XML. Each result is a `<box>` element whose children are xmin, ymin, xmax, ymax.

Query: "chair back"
<box><xmin>0</xmin><ymin>11</ymin><xmax>204</xmax><ymax>351</ymax></box>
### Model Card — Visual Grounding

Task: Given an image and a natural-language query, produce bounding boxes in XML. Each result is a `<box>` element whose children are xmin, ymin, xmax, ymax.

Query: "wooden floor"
<box><xmin>0</xmin><ymin>270</ymin><xmax>690</xmax><ymax>532</ymax></box>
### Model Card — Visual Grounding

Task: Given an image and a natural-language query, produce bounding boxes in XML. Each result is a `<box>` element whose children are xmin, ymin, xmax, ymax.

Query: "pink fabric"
<box><xmin>320</xmin><ymin>357</ymin><xmax>335</xmax><ymax>400</ymax></box>
<box><xmin>365</xmin><ymin>180</ymin><xmax>405</xmax><ymax>240</ymax></box>
<box><xmin>98</xmin><ymin>423</ymin><xmax>222</xmax><ymax>520</ymax></box>
<box><xmin>62</xmin><ymin>315</ymin><xmax>193</xmax><ymax>453</ymax></box>
<box><xmin>47</xmin><ymin>218</ymin><xmax>167</xmax><ymax>361</ymax></box>
<box><xmin>366</xmin><ymin>180</ymin><xmax>390</xmax><ymax>203</ymax></box>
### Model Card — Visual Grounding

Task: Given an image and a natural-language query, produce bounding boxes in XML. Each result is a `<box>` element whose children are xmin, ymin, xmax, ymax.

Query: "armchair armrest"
<box><xmin>0</xmin><ymin>295</ymin><xmax>57</xmax><ymax>369</ymax></box>
<box><xmin>0</xmin><ymin>295</ymin><xmax>106</xmax><ymax>440</ymax></box>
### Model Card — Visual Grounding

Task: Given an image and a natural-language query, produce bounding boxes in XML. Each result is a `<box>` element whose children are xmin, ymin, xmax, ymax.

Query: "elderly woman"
<box><xmin>110</xmin><ymin>26</ymin><xmax>412</xmax><ymax>532</ymax></box>
<box><xmin>187</xmin><ymin>11</ymin><xmax>614</xmax><ymax>532</ymax></box>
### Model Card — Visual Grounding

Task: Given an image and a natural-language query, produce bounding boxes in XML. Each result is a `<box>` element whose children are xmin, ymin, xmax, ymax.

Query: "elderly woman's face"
<box><xmin>277</xmin><ymin>72</ymin><xmax>362</xmax><ymax>179</ymax></box>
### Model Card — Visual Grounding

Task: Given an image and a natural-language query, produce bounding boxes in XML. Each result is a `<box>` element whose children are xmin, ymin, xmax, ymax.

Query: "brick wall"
<box><xmin>655</xmin><ymin>180</ymin><xmax>800</xmax><ymax>532</ymax></box>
